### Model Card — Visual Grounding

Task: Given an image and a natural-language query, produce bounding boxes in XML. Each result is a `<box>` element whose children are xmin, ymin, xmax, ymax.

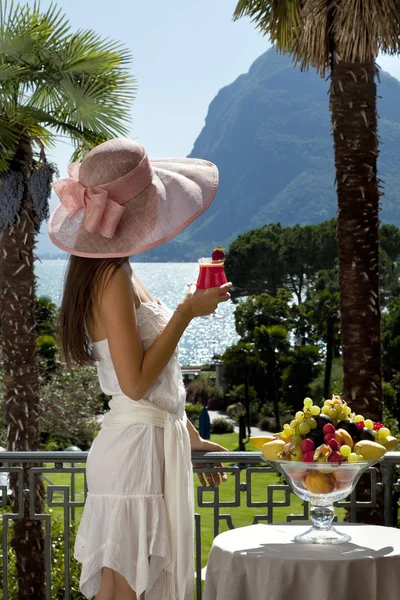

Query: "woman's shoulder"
<box><xmin>100</xmin><ymin>263</ymin><xmax>136</xmax><ymax>312</ymax></box>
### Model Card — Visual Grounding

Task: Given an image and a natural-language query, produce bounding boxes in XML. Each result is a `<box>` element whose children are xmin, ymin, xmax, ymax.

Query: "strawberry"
<box><xmin>212</xmin><ymin>246</ymin><xmax>225</xmax><ymax>261</ymax></box>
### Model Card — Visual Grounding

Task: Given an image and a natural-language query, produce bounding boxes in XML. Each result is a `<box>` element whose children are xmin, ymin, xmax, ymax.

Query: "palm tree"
<box><xmin>0</xmin><ymin>2</ymin><xmax>135</xmax><ymax>597</ymax></box>
<box><xmin>234</xmin><ymin>1</ymin><xmax>400</xmax><ymax>421</ymax></box>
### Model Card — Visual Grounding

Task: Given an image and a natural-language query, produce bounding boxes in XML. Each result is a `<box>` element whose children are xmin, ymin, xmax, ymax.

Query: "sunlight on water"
<box><xmin>35</xmin><ymin>260</ymin><xmax>239</xmax><ymax>366</ymax></box>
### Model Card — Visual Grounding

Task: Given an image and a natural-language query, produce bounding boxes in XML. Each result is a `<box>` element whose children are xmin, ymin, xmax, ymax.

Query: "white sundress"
<box><xmin>73</xmin><ymin>264</ymin><xmax>194</xmax><ymax>600</ymax></box>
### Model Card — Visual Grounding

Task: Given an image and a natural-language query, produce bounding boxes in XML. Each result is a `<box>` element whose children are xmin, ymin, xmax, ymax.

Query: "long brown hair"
<box><xmin>58</xmin><ymin>255</ymin><xmax>128</xmax><ymax>366</ymax></box>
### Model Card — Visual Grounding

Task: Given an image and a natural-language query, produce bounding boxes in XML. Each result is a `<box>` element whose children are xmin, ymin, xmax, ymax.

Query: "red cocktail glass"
<box><xmin>197</xmin><ymin>257</ymin><xmax>228</xmax><ymax>292</ymax></box>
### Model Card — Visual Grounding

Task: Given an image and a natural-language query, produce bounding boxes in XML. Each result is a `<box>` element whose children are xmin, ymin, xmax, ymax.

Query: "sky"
<box><xmin>37</xmin><ymin>0</ymin><xmax>400</xmax><ymax>212</ymax></box>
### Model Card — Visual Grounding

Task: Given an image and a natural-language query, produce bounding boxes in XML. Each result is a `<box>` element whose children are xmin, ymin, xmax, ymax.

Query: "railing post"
<box><xmin>381</xmin><ymin>462</ymin><xmax>396</xmax><ymax>527</ymax></box>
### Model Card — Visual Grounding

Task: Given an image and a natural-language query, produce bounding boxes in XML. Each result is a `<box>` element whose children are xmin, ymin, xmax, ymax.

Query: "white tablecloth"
<box><xmin>203</xmin><ymin>524</ymin><xmax>400</xmax><ymax>600</ymax></box>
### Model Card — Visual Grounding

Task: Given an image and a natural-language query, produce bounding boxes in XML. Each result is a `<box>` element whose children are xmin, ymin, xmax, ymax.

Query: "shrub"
<box><xmin>258</xmin><ymin>400</ymin><xmax>294</xmax><ymax>425</ymax></box>
<box><xmin>0</xmin><ymin>516</ymin><xmax>84</xmax><ymax>599</ymax></box>
<box><xmin>211</xmin><ymin>418</ymin><xmax>234</xmax><ymax>434</ymax></box>
<box><xmin>226</xmin><ymin>403</ymin><xmax>246</xmax><ymax>420</ymax></box>
<box><xmin>39</xmin><ymin>365</ymin><xmax>103</xmax><ymax>450</ymax></box>
<box><xmin>35</xmin><ymin>295</ymin><xmax>57</xmax><ymax>336</ymax></box>
<box><xmin>185</xmin><ymin>403</ymin><xmax>203</xmax><ymax>428</ymax></box>
<box><xmin>186</xmin><ymin>378</ymin><xmax>224</xmax><ymax>409</ymax></box>
<box><xmin>37</xmin><ymin>333</ymin><xmax>58</xmax><ymax>373</ymax></box>
<box><xmin>258</xmin><ymin>416</ymin><xmax>276</xmax><ymax>432</ymax></box>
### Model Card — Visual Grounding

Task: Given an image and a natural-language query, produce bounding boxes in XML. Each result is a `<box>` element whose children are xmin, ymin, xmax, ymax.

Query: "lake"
<box><xmin>35</xmin><ymin>260</ymin><xmax>239</xmax><ymax>366</ymax></box>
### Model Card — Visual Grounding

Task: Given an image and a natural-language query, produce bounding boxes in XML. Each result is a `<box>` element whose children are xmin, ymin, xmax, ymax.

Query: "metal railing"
<box><xmin>0</xmin><ymin>451</ymin><xmax>399</xmax><ymax>599</ymax></box>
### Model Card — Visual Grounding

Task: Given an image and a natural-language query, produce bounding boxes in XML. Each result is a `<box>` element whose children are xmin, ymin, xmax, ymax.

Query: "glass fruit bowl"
<box><xmin>263</xmin><ymin>457</ymin><xmax>382</xmax><ymax>544</ymax></box>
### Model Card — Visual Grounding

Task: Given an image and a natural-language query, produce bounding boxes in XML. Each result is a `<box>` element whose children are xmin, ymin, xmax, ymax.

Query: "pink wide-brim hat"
<box><xmin>48</xmin><ymin>138</ymin><xmax>218</xmax><ymax>258</ymax></box>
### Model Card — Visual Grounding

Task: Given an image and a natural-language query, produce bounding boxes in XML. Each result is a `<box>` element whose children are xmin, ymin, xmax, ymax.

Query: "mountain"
<box><xmin>155</xmin><ymin>49</ymin><xmax>400</xmax><ymax>260</ymax></box>
<box><xmin>37</xmin><ymin>49</ymin><xmax>400</xmax><ymax>260</ymax></box>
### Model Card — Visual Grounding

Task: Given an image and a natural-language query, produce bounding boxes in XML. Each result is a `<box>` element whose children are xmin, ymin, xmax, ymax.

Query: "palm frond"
<box><xmin>293</xmin><ymin>0</ymin><xmax>330</xmax><ymax>75</ymax></box>
<box><xmin>235</xmin><ymin>0</ymin><xmax>400</xmax><ymax>73</ymax></box>
<box><xmin>0</xmin><ymin>1</ymin><xmax>135</xmax><ymax>172</ymax></box>
<box><xmin>0</xmin><ymin>115</ymin><xmax>19</xmax><ymax>169</ymax></box>
<box><xmin>0</xmin><ymin>62</ymin><xmax>30</xmax><ymax>81</ymax></box>
<box><xmin>55</xmin><ymin>73</ymin><xmax>134</xmax><ymax>136</ymax></box>
<box><xmin>57</xmin><ymin>29</ymin><xmax>132</xmax><ymax>75</ymax></box>
<box><xmin>0</xmin><ymin>1</ymin><xmax>71</xmax><ymax>65</ymax></box>
<box><xmin>330</xmin><ymin>0</ymin><xmax>400</xmax><ymax>62</ymax></box>
<box><xmin>234</xmin><ymin>0</ymin><xmax>304</xmax><ymax>51</ymax></box>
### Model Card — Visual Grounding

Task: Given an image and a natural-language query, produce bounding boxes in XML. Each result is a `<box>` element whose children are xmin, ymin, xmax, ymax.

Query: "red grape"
<box><xmin>300</xmin><ymin>439</ymin><xmax>315</xmax><ymax>453</ymax></box>
<box><xmin>328</xmin><ymin>451</ymin><xmax>342</xmax><ymax>464</ymax></box>
<box><xmin>302</xmin><ymin>451</ymin><xmax>315</xmax><ymax>462</ymax></box>
<box><xmin>327</xmin><ymin>438</ymin><xmax>340</xmax><ymax>451</ymax></box>
<box><xmin>322</xmin><ymin>423</ymin><xmax>336</xmax><ymax>435</ymax></box>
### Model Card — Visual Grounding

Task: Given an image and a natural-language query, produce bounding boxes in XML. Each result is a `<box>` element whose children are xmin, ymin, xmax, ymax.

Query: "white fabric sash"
<box><xmin>101</xmin><ymin>395</ymin><xmax>194</xmax><ymax>600</ymax></box>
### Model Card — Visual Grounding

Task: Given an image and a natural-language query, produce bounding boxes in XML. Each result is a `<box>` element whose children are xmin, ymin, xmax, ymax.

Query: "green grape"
<box><xmin>295</xmin><ymin>411</ymin><xmax>304</xmax><ymax>422</ymax></box>
<box><xmin>299</xmin><ymin>422</ymin><xmax>311</xmax><ymax>435</ymax></box>
<box><xmin>337</xmin><ymin>411</ymin><xmax>347</xmax><ymax>421</ymax></box>
<box><xmin>321</xmin><ymin>406</ymin><xmax>330</xmax><ymax>415</ymax></box>
<box><xmin>328</xmin><ymin>408</ymin><xmax>337</xmax><ymax>419</ymax></box>
<box><xmin>379</xmin><ymin>427</ymin><xmax>390</xmax><ymax>438</ymax></box>
<box><xmin>324</xmin><ymin>400</ymin><xmax>332</xmax><ymax>407</ymax></box>
<box><xmin>340</xmin><ymin>445</ymin><xmax>351</xmax><ymax>457</ymax></box>
<box><xmin>364</xmin><ymin>419</ymin><xmax>374</xmax><ymax>430</ymax></box>
<box><xmin>334</xmin><ymin>403</ymin><xmax>343</xmax><ymax>413</ymax></box>
<box><xmin>306</xmin><ymin>418</ymin><xmax>317</xmax><ymax>430</ymax></box>
<box><xmin>344</xmin><ymin>406</ymin><xmax>352</xmax><ymax>415</ymax></box>
<box><xmin>292</xmin><ymin>435</ymin><xmax>302</xmax><ymax>446</ymax></box>
<box><xmin>303</xmin><ymin>398</ymin><xmax>313</xmax><ymax>409</ymax></box>
<box><xmin>283</xmin><ymin>423</ymin><xmax>291</xmax><ymax>430</ymax></box>
<box><xmin>354</xmin><ymin>415</ymin><xmax>364</xmax><ymax>423</ymax></box>
<box><xmin>281</xmin><ymin>429</ymin><xmax>292</xmax><ymax>439</ymax></box>
<box><xmin>310</xmin><ymin>405</ymin><xmax>320</xmax><ymax>416</ymax></box>
<box><xmin>290</xmin><ymin>420</ymin><xmax>298</xmax><ymax>430</ymax></box>
<box><xmin>348</xmin><ymin>453</ymin><xmax>359</xmax><ymax>463</ymax></box>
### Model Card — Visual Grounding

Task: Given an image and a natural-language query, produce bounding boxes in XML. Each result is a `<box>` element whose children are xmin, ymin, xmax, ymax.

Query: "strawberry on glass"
<box><xmin>197</xmin><ymin>247</ymin><xmax>228</xmax><ymax>294</ymax></box>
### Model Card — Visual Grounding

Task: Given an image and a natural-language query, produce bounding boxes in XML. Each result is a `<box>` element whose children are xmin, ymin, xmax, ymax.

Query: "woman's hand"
<box><xmin>177</xmin><ymin>282</ymin><xmax>232</xmax><ymax>320</ymax></box>
<box><xmin>191</xmin><ymin>439</ymin><xmax>228</xmax><ymax>487</ymax></box>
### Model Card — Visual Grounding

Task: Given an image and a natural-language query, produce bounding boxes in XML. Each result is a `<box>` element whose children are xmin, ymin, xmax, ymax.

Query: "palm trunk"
<box><xmin>0</xmin><ymin>137</ymin><xmax>46</xmax><ymax>599</ymax></box>
<box><xmin>323</xmin><ymin>317</ymin><xmax>334</xmax><ymax>399</ymax></box>
<box><xmin>330</xmin><ymin>58</ymin><xmax>382</xmax><ymax>421</ymax></box>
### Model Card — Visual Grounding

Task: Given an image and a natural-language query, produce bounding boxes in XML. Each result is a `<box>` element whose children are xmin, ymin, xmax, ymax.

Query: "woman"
<box><xmin>49</xmin><ymin>138</ymin><xmax>231</xmax><ymax>600</ymax></box>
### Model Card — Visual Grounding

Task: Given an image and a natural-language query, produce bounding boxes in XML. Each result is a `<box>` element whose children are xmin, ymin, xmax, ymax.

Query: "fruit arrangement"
<box><xmin>251</xmin><ymin>395</ymin><xmax>398</xmax><ymax>496</ymax></box>
<box><xmin>252</xmin><ymin>394</ymin><xmax>398</xmax><ymax>463</ymax></box>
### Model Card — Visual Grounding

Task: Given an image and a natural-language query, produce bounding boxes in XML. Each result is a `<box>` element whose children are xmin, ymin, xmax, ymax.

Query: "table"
<box><xmin>203</xmin><ymin>523</ymin><xmax>400</xmax><ymax>600</ymax></box>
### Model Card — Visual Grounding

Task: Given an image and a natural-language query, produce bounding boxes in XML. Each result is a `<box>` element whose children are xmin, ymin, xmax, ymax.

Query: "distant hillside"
<box><xmin>38</xmin><ymin>49</ymin><xmax>400</xmax><ymax>260</ymax></box>
<box><xmin>155</xmin><ymin>49</ymin><xmax>400</xmax><ymax>260</ymax></box>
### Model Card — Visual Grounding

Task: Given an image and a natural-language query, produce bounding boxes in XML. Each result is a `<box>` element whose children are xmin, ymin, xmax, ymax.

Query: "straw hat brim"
<box><xmin>48</xmin><ymin>157</ymin><xmax>218</xmax><ymax>258</ymax></box>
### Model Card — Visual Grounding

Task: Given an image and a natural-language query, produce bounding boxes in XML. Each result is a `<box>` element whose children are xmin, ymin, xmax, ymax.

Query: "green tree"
<box><xmin>304</xmin><ymin>269</ymin><xmax>340</xmax><ymax>399</ymax></box>
<box><xmin>253</xmin><ymin>323</ymin><xmax>290</xmax><ymax>431</ymax></box>
<box><xmin>0</xmin><ymin>3</ymin><xmax>135</xmax><ymax>597</ymax></box>
<box><xmin>380</xmin><ymin>224</ymin><xmax>400</xmax><ymax>262</ymax></box>
<box><xmin>281</xmin><ymin>345</ymin><xmax>321</xmax><ymax>412</ymax></box>
<box><xmin>226</xmin><ymin>220</ymin><xmax>337</xmax><ymax>303</ymax></box>
<box><xmin>234</xmin><ymin>289</ymin><xmax>292</xmax><ymax>340</ymax></box>
<box><xmin>221</xmin><ymin>341</ymin><xmax>257</xmax><ymax>445</ymax></box>
<box><xmin>280</xmin><ymin>220</ymin><xmax>337</xmax><ymax>304</ymax></box>
<box><xmin>379</xmin><ymin>248</ymin><xmax>400</xmax><ymax>307</ymax></box>
<box><xmin>225</xmin><ymin>222</ymin><xmax>286</xmax><ymax>299</ymax></box>
<box><xmin>382</xmin><ymin>296</ymin><xmax>400</xmax><ymax>422</ymax></box>
<box><xmin>234</xmin><ymin>1</ymin><xmax>400</xmax><ymax>420</ymax></box>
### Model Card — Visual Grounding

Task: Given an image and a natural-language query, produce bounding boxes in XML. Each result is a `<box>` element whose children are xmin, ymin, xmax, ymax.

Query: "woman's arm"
<box><xmin>187</xmin><ymin>417</ymin><xmax>202</xmax><ymax>447</ymax></box>
<box><xmin>186</xmin><ymin>417</ymin><xmax>229</xmax><ymax>486</ymax></box>
<box><xmin>100</xmin><ymin>266</ymin><xmax>231</xmax><ymax>400</ymax></box>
